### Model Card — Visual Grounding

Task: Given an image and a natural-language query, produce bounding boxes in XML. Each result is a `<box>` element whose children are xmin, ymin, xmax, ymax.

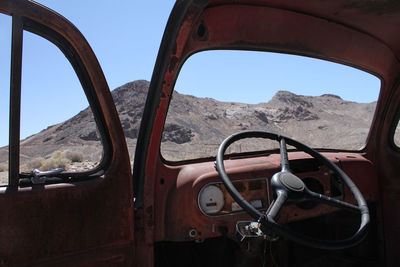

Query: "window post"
<box><xmin>9</xmin><ymin>15</ymin><xmax>23</xmax><ymax>187</ymax></box>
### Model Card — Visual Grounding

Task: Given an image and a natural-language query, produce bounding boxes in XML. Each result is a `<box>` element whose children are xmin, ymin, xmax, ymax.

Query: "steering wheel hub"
<box><xmin>278</xmin><ymin>172</ymin><xmax>305</xmax><ymax>192</ymax></box>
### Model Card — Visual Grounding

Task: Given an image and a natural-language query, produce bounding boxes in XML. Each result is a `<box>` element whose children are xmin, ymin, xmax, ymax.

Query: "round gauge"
<box><xmin>198</xmin><ymin>185</ymin><xmax>225</xmax><ymax>215</ymax></box>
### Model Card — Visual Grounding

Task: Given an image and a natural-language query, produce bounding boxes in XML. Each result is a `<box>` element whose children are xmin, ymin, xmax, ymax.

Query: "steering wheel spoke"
<box><xmin>279</xmin><ymin>138</ymin><xmax>291</xmax><ymax>172</ymax></box>
<box><xmin>267</xmin><ymin>191</ymin><xmax>288</xmax><ymax>221</ymax></box>
<box><xmin>305</xmin><ymin>189</ymin><xmax>360</xmax><ymax>213</ymax></box>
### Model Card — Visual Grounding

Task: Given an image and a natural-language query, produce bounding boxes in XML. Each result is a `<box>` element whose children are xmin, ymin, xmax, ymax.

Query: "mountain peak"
<box><xmin>270</xmin><ymin>90</ymin><xmax>313</xmax><ymax>108</ymax></box>
<box><xmin>321</xmin><ymin>94</ymin><xmax>342</xmax><ymax>100</ymax></box>
<box><xmin>112</xmin><ymin>80</ymin><xmax>149</xmax><ymax>96</ymax></box>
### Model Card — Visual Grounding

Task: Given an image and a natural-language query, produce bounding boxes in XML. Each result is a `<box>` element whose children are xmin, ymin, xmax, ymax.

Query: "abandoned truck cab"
<box><xmin>1</xmin><ymin>0</ymin><xmax>400</xmax><ymax>266</ymax></box>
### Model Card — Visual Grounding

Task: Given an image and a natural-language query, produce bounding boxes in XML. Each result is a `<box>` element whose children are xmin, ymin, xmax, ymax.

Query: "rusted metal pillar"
<box><xmin>9</xmin><ymin>15</ymin><xmax>23</xmax><ymax>187</ymax></box>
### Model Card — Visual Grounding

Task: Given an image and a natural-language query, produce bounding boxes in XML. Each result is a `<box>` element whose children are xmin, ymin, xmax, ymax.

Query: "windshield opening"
<box><xmin>161</xmin><ymin>50</ymin><xmax>381</xmax><ymax>162</ymax></box>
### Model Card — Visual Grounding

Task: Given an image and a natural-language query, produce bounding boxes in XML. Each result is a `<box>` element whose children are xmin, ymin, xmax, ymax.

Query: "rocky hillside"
<box><xmin>0</xmin><ymin>80</ymin><xmax>149</xmax><ymax>166</ymax></box>
<box><xmin>0</xmin><ymin>80</ymin><xmax>378</xmax><ymax>166</ymax></box>
<box><xmin>161</xmin><ymin>87</ymin><xmax>376</xmax><ymax>159</ymax></box>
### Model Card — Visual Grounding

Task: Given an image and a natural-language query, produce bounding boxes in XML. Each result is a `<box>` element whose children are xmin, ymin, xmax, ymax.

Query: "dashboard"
<box><xmin>156</xmin><ymin>152</ymin><xmax>379</xmax><ymax>242</ymax></box>
<box><xmin>198</xmin><ymin>177</ymin><xmax>270</xmax><ymax>216</ymax></box>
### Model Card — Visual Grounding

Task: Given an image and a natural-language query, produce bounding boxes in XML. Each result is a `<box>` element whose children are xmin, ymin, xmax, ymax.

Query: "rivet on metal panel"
<box><xmin>188</xmin><ymin>228</ymin><xmax>198</xmax><ymax>238</ymax></box>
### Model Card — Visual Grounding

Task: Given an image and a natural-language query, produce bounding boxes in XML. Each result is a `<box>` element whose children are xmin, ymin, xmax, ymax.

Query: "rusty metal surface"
<box><xmin>156</xmin><ymin>152</ymin><xmax>379</xmax><ymax>242</ymax></box>
<box><xmin>375</xmin><ymin>83</ymin><xmax>400</xmax><ymax>267</ymax></box>
<box><xmin>209</xmin><ymin>0</ymin><xmax>400</xmax><ymax>60</ymax></box>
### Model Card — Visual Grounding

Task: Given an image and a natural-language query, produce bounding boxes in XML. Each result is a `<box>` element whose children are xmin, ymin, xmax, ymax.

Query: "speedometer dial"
<box><xmin>198</xmin><ymin>185</ymin><xmax>225</xmax><ymax>215</ymax></box>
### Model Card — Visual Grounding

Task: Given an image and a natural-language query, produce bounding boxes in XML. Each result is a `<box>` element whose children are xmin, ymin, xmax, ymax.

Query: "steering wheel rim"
<box><xmin>215</xmin><ymin>130</ymin><xmax>370</xmax><ymax>250</ymax></box>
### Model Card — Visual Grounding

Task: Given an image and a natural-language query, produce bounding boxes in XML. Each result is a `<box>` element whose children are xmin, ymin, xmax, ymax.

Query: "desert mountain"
<box><xmin>161</xmin><ymin>85</ymin><xmax>375</xmax><ymax>159</ymax></box>
<box><xmin>0</xmin><ymin>80</ymin><xmax>376</xmax><ymax>165</ymax></box>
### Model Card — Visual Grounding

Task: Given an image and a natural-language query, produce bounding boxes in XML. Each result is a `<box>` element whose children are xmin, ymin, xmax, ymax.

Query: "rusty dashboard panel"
<box><xmin>158</xmin><ymin>152</ymin><xmax>379</xmax><ymax>242</ymax></box>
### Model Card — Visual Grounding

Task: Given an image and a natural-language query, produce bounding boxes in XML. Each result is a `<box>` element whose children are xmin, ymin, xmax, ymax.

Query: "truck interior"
<box><xmin>1</xmin><ymin>0</ymin><xmax>400</xmax><ymax>266</ymax></box>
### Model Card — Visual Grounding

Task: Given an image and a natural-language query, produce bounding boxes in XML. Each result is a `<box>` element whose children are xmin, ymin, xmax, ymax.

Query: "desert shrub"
<box><xmin>52</xmin><ymin>150</ymin><xmax>63</xmax><ymax>159</ymax></box>
<box><xmin>26</xmin><ymin>157</ymin><xmax>45</xmax><ymax>169</ymax></box>
<box><xmin>40</xmin><ymin>151</ymin><xmax>70</xmax><ymax>171</ymax></box>
<box><xmin>64</xmin><ymin>151</ymin><xmax>84</xmax><ymax>162</ymax></box>
<box><xmin>40</xmin><ymin>157</ymin><xmax>69</xmax><ymax>171</ymax></box>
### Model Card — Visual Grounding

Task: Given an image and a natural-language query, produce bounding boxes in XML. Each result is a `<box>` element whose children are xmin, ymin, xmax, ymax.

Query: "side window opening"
<box><xmin>1</xmin><ymin>13</ymin><xmax>107</xmax><ymax>187</ymax></box>
<box><xmin>19</xmin><ymin>31</ymin><xmax>103</xmax><ymax>173</ymax></box>
<box><xmin>0</xmin><ymin>14</ymin><xmax>11</xmax><ymax>185</ymax></box>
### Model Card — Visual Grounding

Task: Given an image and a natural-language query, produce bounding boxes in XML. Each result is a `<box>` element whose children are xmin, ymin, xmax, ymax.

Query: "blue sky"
<box><xmin>175</xmin><ymin>50</ymin><xmax>381</xmax><ymax>104</ymax></box>
<box><xmin>0</xmin><ymin>1</ymin><xmax>380</xmax><ymax>146</ymax></box>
